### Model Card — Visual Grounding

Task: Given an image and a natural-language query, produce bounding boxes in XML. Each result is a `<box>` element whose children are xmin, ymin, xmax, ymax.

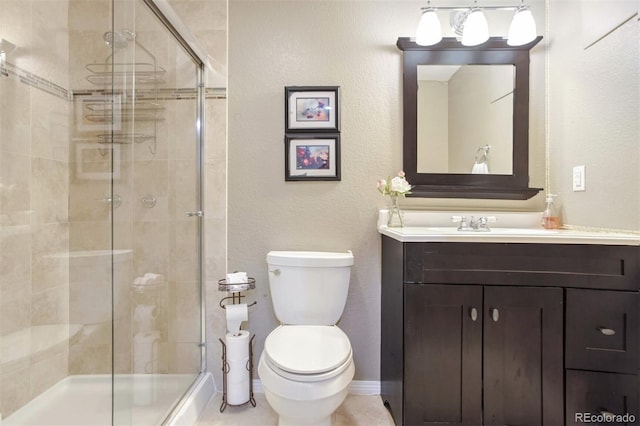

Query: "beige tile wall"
<box><xmin>0</xmin><ymin>0</ymin><xmax>72</xmax><ymax>416</ymax></box>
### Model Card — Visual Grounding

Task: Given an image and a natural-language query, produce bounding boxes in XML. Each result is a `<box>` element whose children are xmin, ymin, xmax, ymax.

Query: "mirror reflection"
<box><xmin>417</xmin><ymin>64</ymin><xmax>514</xmax><ymax>175</ymax></box>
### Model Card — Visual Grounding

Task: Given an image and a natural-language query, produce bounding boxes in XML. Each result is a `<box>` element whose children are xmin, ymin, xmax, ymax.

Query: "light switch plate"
<box><xmin>573</xmin><ymin>165</ymin><xmax>586</xmax><ymax>191</ymax></box>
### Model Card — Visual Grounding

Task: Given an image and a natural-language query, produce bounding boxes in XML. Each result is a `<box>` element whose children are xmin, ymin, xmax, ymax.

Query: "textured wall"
<box><xmin>547</xmin><ymin>1</ymin><xmax>639</xmax><ymax>231</ymax></box>
<box><xmin>227</xmin><ymin>0</ymin><xmax>545</xmax><ymax>382</ymax></box>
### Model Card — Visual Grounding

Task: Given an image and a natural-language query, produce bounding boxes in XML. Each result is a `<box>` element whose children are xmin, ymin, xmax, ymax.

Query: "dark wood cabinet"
<box><xmin>404</xmin><ymin>284</ymin><xmax>482</xmax><ymax>425</ymax></box>
<box><xmin>482</xmin><ymin>286</ymin><xmax>563</xmax><ymax>426</ymax></box>
<box><xmin>381</xmin><ymin>236</ymin><xmax>640</xmax><ymax>426</ymax></box>
<box><xmin>403</xmin><ymin>284</ymin><xmax>562</xmax><ymax>426</ymax></box>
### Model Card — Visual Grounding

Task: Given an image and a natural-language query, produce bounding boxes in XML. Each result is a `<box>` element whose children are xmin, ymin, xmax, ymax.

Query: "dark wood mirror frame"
<box><xmin>398</xmin><ymin>36</ymin><xmax>543</xmax><ymax>199</ymax></box>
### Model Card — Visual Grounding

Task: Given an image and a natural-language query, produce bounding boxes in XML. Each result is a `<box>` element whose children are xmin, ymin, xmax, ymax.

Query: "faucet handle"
<box><xmin>479</xmin><ymin>215</ymin><xmax>497</xmax><ymax>224</ymax></box>
<box><xmin>476</xmin><ymin>215</ymin><xmax>497</xmax><ymax>231</ymax></box>
<box><xmin>451</xmin><ymin>215</ymin><xmax>469</xmax><ymax>230</ymax></box>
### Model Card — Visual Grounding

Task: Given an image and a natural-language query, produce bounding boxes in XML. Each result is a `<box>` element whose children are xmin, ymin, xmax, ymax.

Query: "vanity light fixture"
<box><xmin>416</xmin><ymin>3</ymin><xmax>443</xmax><ymax>46</ymax></box>
<box><xmin>507</xmin><ymin>4</ymin><xmax>537</xmax><ymax>46</ymax></box>
<box><xmin>415</xmin><ymin>1</ymin><xmax>537</xmax><ymax>47</ymax></box>
<box><xmin>461</xmin><ymin>7</ymin><xmax>489</xmax><ymax>46</ymax></box>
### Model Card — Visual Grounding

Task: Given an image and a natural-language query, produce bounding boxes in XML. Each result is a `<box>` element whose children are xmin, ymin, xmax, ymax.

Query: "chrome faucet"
<box><xmin>451</xmin><ymin>215</ymin><xmax>497</xmax><ymax>232</ymax></box>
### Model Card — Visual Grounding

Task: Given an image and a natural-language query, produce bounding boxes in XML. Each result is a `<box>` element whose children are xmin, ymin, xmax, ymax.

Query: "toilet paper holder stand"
<box><xmin>218</xmin><ymin>333</ymin><xmax>257</xmax><ymax>412</ymax></box>
<box><xmin>218</xmin><ymin>275</ymin><xmax>257</xmax><ymax>412</ymax></box>
<box><xmin>218</xmin><ymin>276</ymin><xmax>257</xmax><ymax>309</ymax></box>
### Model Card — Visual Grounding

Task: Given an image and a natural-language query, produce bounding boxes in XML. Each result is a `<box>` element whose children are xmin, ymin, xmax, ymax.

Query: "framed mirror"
<box><xmin>398</xmin><ymin>36</ymin><xmax>543</xmax><ymax>199</ymax></box>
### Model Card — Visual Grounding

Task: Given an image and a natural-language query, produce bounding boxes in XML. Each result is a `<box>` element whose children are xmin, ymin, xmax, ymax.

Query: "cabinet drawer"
<box><xmin>404</xmin><ymin>243</ymin><xmax>639</xmax><ymax>290</ymax></box>
<box><xmin>566</xmin><ymin>370</ymin><xmax>638</xmax><ymax>426</ymax></box>
<box><xmin>566</xmin><ymin>289</ymin><xmax>639</xmax><ymax>373</ymax></box>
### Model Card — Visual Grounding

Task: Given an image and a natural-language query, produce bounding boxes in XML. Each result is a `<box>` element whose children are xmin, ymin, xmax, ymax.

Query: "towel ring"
<box><xmin>475</xmin><ymin>145</ymin><xmax>491</xmax><ymax>163</ymax></box>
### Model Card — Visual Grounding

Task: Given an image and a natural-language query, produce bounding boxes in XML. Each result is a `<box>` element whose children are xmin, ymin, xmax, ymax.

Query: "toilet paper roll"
<box><xmin>134</xmin><ymin>304</ymin><xmax>159</xmax><ymax>320</ymax></box>
<box><xmin>225</xmin><ymin>331</ymin><xmax>250</xmax><ymax>405</ymax></box>
<box><xmin>225</xmin><ymin>303</ymin><xmax>248</xmax><ymax>336</ymax></box>
<box><xmin>133</xmin><ymin>331</ymin><xmax>160</xmax><ymax>406</ymax></box>
<box><xmin>134</xmin><ymin>304</ymin><xmax>158</xmax><ymax>333</ymax></box>
<box><xmin>133</xmin><ymin>331</ymin><xmax>159</xmax><ymax>374</ymax></box>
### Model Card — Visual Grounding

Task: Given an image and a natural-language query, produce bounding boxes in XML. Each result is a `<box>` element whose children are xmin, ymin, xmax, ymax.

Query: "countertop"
<box><xmin>377</xmin><ymin>210</ymin><xmax>640</xmax><ymax>246</ymax></box>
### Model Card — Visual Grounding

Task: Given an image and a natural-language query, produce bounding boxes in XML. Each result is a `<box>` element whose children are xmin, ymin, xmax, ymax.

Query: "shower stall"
<box><xmin>0</xmin><ymin>0</ymin><xmax>213</xmax><ymax>424</ymax></box>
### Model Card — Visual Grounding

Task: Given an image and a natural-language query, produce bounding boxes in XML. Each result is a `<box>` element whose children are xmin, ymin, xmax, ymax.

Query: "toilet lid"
<box><xmin>264</xmin><ymin>325</ymin><xmax>351</xmax><ymax>375</ymax></box>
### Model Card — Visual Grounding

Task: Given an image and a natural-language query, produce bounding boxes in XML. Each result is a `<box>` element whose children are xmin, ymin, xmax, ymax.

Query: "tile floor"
<box><xmin>196</xmin><ymin>392</ymin><xmax>396</xmax><ymax>426</ymax></box>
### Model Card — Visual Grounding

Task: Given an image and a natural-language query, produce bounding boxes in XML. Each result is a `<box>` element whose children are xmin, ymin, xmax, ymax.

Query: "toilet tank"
<box><xmin>266</xmin><ymin>251</ymin><xmax>354</xmax><ymax>325</ymax></box>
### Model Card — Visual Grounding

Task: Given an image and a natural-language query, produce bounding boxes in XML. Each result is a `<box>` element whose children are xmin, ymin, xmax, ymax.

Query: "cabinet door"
<box><xmin>484</xmin><ymin>286</ymin><xmax>564</xmax><ymax>426</ymax></box>
<box><xmin>404</xmin><ymin>284</ymin><xmax>482</xmax><ymax>425</ymax></box>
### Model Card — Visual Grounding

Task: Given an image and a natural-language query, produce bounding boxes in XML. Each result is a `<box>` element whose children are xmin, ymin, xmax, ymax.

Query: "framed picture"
<box><xmin>75</xmin><ymin>141</ymin><xmax>121</xmax><ymax>180</ymax></box>
<box><xmin>284</xmin><ymin>134</ymin><xmax>340</xmax><ymax>181</ymax></box>
<box><xmin>285</xmin><ymin>86</ymin><xmax>340</xmax><ymax>132</ymax></box>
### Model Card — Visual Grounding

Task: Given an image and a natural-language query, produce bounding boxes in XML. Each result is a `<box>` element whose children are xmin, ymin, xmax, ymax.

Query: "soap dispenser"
<box><xmin>541</xmin><ymin>194</ymin><xmax>560</xmax><ymax>229</ymax></box>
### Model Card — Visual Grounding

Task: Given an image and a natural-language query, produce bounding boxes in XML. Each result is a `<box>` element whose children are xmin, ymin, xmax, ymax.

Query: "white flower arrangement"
<box><xmin>377</xmin><ymin>170</ymin><xmax>412</xmax><ymax>198</ymax></box>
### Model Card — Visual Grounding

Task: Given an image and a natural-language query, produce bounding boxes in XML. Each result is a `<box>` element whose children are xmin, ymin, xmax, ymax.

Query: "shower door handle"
<box><xmin>185</xmin><ymin>211</ymin><xmax>203</xmax><ymax>217</ymax></box>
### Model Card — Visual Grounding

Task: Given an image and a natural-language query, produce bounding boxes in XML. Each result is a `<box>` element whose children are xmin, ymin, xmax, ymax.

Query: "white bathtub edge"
<box><xmin>164</xmin><ymin>372</ymin><xmax>215</xmax><ymax>426</ymax></box>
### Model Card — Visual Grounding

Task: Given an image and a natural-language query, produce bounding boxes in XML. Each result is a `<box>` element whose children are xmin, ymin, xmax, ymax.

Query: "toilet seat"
<box><xmin>264</xmin><ymin>325</ymin><xmax>352</xmax><ymax>382</ymax></box>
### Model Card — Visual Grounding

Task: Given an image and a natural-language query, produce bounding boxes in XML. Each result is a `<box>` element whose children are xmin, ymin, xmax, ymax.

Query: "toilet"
<box><xmin>258</xmin><ymin>250</ymin><xmax>355</xmax><ymax>426</ymax></box>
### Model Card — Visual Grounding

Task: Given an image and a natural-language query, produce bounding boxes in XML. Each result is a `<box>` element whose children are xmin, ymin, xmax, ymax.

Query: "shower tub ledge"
<box><xmin>2</xmin><ymin>372</ymin><xmax>214</xmax><ymax>426</ymax></box>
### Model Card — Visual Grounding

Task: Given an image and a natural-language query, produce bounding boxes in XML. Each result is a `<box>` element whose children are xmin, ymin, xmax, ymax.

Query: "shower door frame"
<box><xmin>140</xmin><ymin>0</ymin><xmax>207</xmax><ymax>371</ymax></box>
<box><xmin>111</xmin><ymin>0</ymin><xmax>208</xmax><ymax>422</ymax></box>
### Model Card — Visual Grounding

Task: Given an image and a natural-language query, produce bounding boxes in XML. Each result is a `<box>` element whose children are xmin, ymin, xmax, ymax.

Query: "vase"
<box><xmin>387</xmin><ymin>195</ymin><xmax>404</xmax><ymax>227</ymax></box>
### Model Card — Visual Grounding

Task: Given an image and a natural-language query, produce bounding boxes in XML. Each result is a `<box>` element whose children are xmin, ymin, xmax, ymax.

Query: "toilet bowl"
<box><xmin>260</xmin><ymin>251</ymin><xmax>355</xmax><ymax>426</ymax></box>
<box><xmin>258</xmin><ymin>325</ymin><xmax>354</xmax><ymax>426</ymax></box>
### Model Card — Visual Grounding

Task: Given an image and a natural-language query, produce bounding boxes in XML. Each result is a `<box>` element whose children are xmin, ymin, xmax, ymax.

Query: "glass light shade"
<box><xmin>461</xmin><ymin>9</ymin><xmax>489</xmax><ymax>46</ymax></box>
<box><xmin>416</xmin><ymin>9</ymin><xmax>442</xmax><ymax>46</ymax></box>
<box><xmin>507</xmin><ymin>7</ymin><xmax>537</xmax><ymax>46</ymax></box>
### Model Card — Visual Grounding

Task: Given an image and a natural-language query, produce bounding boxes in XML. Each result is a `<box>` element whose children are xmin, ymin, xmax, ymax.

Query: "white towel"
<box><xmin>133</xmin><ymin>272</ymin><xmax>164</xmax><ymax>286</ymax></box>
<box><xmin>471</xmin><ymin>162</ymin><xmax>489</xmax><ymax>174</ymax></box>
<box><xmin>226</xmin><ymin>272</ymin><xmax>248</xmax><ymax>284</ymax></box>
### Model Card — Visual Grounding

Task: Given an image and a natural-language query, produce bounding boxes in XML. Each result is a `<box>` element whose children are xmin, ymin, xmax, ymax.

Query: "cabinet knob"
<box><xmin>490</xmin><ymin>308</ymin><xmax>499</xmax><ymax>322</ymax></box>
<box><xmin>469</xmin><ymin>307</ymin><xmax>478</xmax><ymax>322</ymax></box>
<box><xmin>597</xmin><ymin>326</ymin><xmax>616</xmax><ymax>336</ymax></box>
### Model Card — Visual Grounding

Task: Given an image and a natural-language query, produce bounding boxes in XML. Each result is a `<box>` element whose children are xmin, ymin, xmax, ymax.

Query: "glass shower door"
<box><xmin>110</xmin><ymin>0</ymin><xmax>203</xmax><ymax>423</ymax></box>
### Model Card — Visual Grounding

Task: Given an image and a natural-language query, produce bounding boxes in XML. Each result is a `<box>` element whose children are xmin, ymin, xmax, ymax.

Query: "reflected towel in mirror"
<box><xmin>472</xmin><ymin>162</ymin><xmax>489</xmax><ymax>174</ymax></box>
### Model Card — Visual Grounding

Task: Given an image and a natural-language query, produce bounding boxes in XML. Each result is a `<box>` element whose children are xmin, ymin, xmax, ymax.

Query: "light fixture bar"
<box><xmin>421</xmin><ymin>5</ymin><xmax>523</xmax><ymax>11</ymax></box>
<box><xmin>415</xmin><ymin>1</ymin><xmax>537</xmax><ymax>47</ymax></box>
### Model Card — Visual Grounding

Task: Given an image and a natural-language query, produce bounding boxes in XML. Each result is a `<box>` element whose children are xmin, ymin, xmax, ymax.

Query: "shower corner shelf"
<box><xmin>217</xmin><ymin>277</ymin><xmax>256</xmax><ymax>293</ymax></box>
<box><xmin>83</xmin><ymin>35</ymin><xmax>166</xmax><ymax>155</ymax></box>
<box><xmin>97</xmin><ymin>133</ymin><xmax>153</xmax><ymax>145</ymax></box>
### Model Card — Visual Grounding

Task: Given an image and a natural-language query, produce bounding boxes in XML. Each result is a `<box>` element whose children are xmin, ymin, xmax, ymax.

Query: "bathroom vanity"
<box><xmin>379</xmin><ymin>211</ymin><xmax>640</xmax><ymax>426</ymax></box>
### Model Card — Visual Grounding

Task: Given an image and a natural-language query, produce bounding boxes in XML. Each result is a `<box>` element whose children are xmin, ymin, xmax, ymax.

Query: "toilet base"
<box><xmin>264</xmin><ymin>387</ymin><xmax>349</xmax><ymax>426</ymax></box>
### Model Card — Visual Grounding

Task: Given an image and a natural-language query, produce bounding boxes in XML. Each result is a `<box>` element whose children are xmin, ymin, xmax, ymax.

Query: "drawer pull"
<box><xmin>597</xmin><ymin>327</ymin><xmax>616</xmax><ymax>336</ymax></box>
<box><xmin>490</xmin><ymin>308</ymin><xmax>499</xmax><ymax>322</ymax></box>
<box><xmin>598</xmin><ymin>409</ymin><xmax>616</xmax><ymax>419</ymax></box>
<box><xmin>469</xmin><ymin>307</ymin><xmax>478</xmax><ymax>322</ymax></box>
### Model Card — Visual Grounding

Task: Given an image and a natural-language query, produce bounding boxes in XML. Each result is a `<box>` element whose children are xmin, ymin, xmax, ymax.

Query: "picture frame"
<box><xmin>75</xmin><ymin>141</ymin><xmax>121</xmax><ymax>181</ymax></box>
<box><xmin>285</xmin><ymin>86</ymin><xmax>340</xmax><ymax>132</ymax></box>
<box><xmin>284</xmin><ymin>134</ymin><xmax>340</xmax><ymax>181</ymax></box>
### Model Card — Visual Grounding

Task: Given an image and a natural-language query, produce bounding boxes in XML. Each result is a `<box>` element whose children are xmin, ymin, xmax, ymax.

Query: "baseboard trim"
<box><xmin>349</xmin><ymin>380</ymin><xmax>381</xmax><ymax>395</ymax></box>
<box><xmin>251</xmin><ymin>380</ymin><xmax>380</xmax><ymax>395</ymax></box>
